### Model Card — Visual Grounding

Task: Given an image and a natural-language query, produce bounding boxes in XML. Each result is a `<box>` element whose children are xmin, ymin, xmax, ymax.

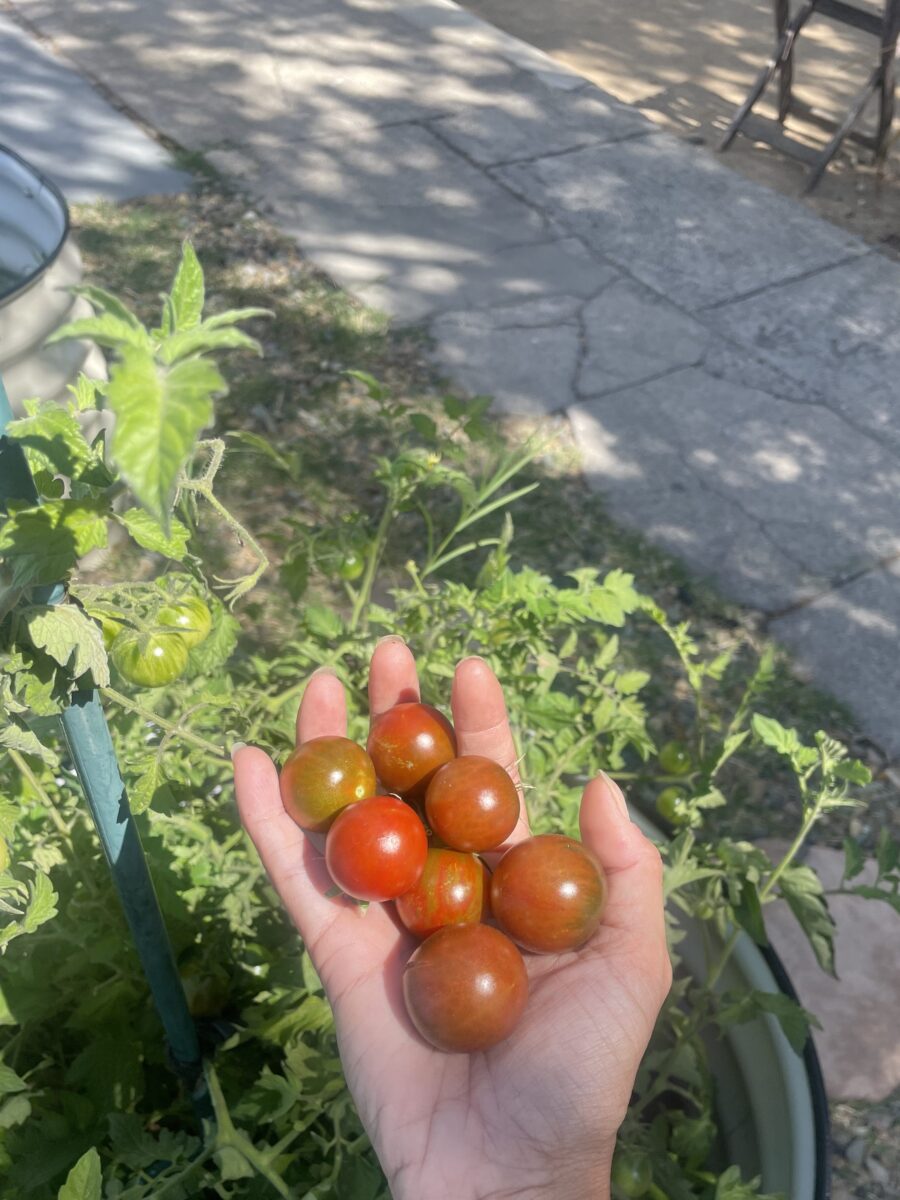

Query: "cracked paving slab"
<box><xmin>432</xmin><ymin>293</ymin><xmax>589</xmax><ymax>415</ymax></box>
<box><xmin>769</xmin><ymin>561</ymin><xmax>900</xmax><ymax>758</ymax></box>
<box><xmin>497</xmin><ymin>134</ymin><xmax>866</xmax><ymax>311</ymax></box>
<box><xmin>569</xmin><ymin>366</ymin><xmax>900</xmax><ymax>611</ymax></box>
<box><xmin>707</xmin><ymin>252</ymin><xmax>900</xmax><ymax>454</ymax></box>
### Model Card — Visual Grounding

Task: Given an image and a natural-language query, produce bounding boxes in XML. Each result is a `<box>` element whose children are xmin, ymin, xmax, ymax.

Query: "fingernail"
<box><xmin>375</xmin><ymin>635</ymin><xmax>404</xmax><ymax>648</ymax></box>
<box><xmin>459</xmin><ymin>654</ymin><xmax>485</xmax><ymax>665</ymax></box>
<box><xmin>600</xmin><ymin>770</ymin><xmax>630</xmax><ymax>821</ymax></box>
<box><xmin>310</xmin><ymin>665</ymin><xmax>338</xmax><ymax>678</ymax></box>
<box><xmin>230</xmin><ymin>741</ymin><xmax>247</xmax><ymax>760</ymax></box>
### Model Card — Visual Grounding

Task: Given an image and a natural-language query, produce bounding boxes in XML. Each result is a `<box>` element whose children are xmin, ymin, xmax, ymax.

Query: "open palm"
<box><xmin>233</xmin><ymin>640</ymin><xmax>672</xmax><ymax>1200</ymax></box>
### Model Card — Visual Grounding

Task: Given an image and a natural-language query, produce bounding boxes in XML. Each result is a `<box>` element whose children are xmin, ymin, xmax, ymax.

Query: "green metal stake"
<box><xmin>0</xmin><ymin>378</ymin><xmax>207</xmax><ymax>1102</ymax></box>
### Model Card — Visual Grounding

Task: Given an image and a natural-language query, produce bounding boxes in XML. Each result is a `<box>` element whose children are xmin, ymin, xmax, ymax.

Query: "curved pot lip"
<box><xmin>0</xmin><ymin>142</ymin><xmax>70</xmax><ymax>305</ymax></box>
<box><xmin>758</xmin><ymin>939</ymin><xmax>831</xmax><ymax>1200</ymax></box>
<box><xmin>632</xmin><ymin>803</ymin><xmax>831</xmax><ymax>1200</ymax></box>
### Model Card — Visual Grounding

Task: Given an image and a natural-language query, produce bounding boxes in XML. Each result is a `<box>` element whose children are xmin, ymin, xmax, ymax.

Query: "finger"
<box><xmin>297</xmin><ymin>668</ymin><xmax>347</xmax><ymax>744</ymax></box>
<box><xmin>368</xmin><ymin>637</ymin><xmax>419</xmax><ymax>727</ymax></box>
<box><xmin>451</xmin><ymin>656</ymin><xmax>530</xmax><ymax>848</ymax></box>
<box><xmin>579</xmin><ymin>773</ymin><xmax>667</xmax><ymax>954</ymax></box>
<box><xmin>234</xmin><ymin>745</ymin><xmax>400</xmax><ymax>990</ymax></box>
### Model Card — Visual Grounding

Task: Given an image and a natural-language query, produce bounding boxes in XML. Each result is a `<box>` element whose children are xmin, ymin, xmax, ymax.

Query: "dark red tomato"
<box><xmin>490</xmin><ymin>835</ymin><xmax>607</xmax><ymax>954</ymax></box>
<box><xmin>425</xmin><ymin>755</ymin><xmax>519</xmax><ymax>852</ymax></box>
<box><xmin>403</xmin><ymin>924</ymin><xmax>528</xmax><ymax>1053</ymax></box>
<box><xmin>367</xmin><ymin>702</ymin><xmax>457</xmax><ymax>800</ymax></box>
<box><xmin>280</xmin><ymin>736</ymin><xmax>377</xmax><ymax>834</ymax></box>
<box><xmin>325</xmin><ymin>795</ymin><xmax>428</xmax><ymax>902</ymax></box>
<box><xmin>395</xmin><ymin>848</ymin><xmax>489</xmax><ymax>939</ymax></box>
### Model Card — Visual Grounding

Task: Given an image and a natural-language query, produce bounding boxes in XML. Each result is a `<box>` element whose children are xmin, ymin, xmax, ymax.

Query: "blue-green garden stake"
<box><xmin>0</xmin><ymin>377</ymin><xmax>207</xmax><ymax>1101</ymax></box>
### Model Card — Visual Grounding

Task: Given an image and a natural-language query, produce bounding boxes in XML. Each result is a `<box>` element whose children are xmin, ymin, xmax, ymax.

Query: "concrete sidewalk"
<box><xmin>5</xmin><ymin>0</ymin><xmax>899</xmax><ymax>758</ymax></box>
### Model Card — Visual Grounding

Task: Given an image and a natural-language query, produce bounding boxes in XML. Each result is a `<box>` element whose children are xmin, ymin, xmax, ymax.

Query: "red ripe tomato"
<box><xmin>403</xmin><ymin>924</ymin><xmax>528</xmax><ymax>1053</ymax></box>
<box><xmin>367</xmin><ymin>702</ymin><xmax>456</xmax><ymax>800</ymax></box>
<box><xmin>490</xmin><ymin>835</ymin><xmax>607</xmax><ymax>954</ymax></box>
<box><xmin>325</xmin><ymin>795</ymin><xmax>428</xmax><ymax>902</ymax></box>
<box><xmin>425</xmin><ymin>755</ymin><xmax>519</xmax><ymax>852</ymax></box>
<box><xmin>395</xmin><ymin>848</ymin><xmax>490</xmax><ymax>939</ymax></box>
<box><xmin>280</xmin><ymin>736</ymin><xmax>377</xmax><ymax>833</ymax></box>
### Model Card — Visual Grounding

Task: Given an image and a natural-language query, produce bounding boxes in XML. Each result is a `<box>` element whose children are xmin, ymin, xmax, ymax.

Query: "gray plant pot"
<box><xmin>633</xmin><ymin>809</ymin><xmax>829</xmax><ymax>1199</ymax></box>
<box><xmin>0</xmin><ymin>143</ymin><xmax>104</xmax><ymax>410</ymax></box>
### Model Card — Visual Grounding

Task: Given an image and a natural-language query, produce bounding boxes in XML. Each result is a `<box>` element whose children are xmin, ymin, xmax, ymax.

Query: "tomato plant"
<box><xmin>424</xmin><ymin>754</ymin><xmax>519</xmax><ymax>852</ymax></box>
<box><xmin>394</xmin><ymin>847</ymin><xmax>489</xmax><ymax>939</ymax></box>
<box><xmin>110</xmin><ymin>629</ymin><xmax>189</xmax><ymax>688</ymax></box>
<box><xmin>280</xmin><ymin>735</ymin><xmax>377</xmax><ymax>833</ymax></box>
<box><xmin>338</xmin><ymin>549</ymin><xmax>365</xmax><ymax>581</ymax></box>
<box><xmin>325</xmin><ymin>795</ymin><xmax>428</xmax><ymax>902</ymax></box>
<box><xmin>490</xmin><ymin>835</ymin><xmax>607</xmax><ymax>954</ymax></box>
<box><xmin>402</xmin><ymin>923</ymin><xmax>528</xmax><ymax>1052</ymax></box>
<box><xmin>367</xmin><ymin>702</ymin><xmax>457</xmax><ymax>799</ymax></box>
<box><xmin>157</xmin><ymin>595</ymin><xmax>213</xmax><ymax>648</ymax></box>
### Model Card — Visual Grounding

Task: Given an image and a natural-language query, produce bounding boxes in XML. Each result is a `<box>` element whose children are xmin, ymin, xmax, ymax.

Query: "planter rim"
<box><xmin>634</xmin><ymin>805</ymin><xmax>830</xmax><ymax>1199</ymax></box>
<box><xmin>0</xmin><ymin>142</ymin><xmax>70</xmax><ymax>305</ymax></box>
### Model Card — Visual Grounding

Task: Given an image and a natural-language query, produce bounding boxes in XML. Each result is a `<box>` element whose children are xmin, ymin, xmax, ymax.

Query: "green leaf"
<box><xmin>228</xmin><ymin>429</ymin><xmax>294</xmax><ymax>474</ymax></box>
<box><xmin>0</xmin><ymin>500</ymin><xmax>107</xmax><ymax>588</ymax></box>
<box><xmin>751</xmin><ymin>714</ymin><xmax>818</xmax><ymax>771</ymax></box>
<box><xmin>280</xmin><ymin>550</ymin><xmax>309</xmax><ymax>601</ymax></box>
<box><xmin>833</xmin><ymin>758</ymin><xmax>872</xmax><ymax>786</ymax></box>
<box><xmin>203</xmin><ymin>306</ymin><xmax>271</xmax><ymax>330</ymax></box>
<box><xmin>304</xmin><ymin>605</ymin><xmax>343</xmax><ymax>640</ymax></box>
<box><xmin>69</xmin><ymin>374</ymin><xmax>100</xmax><ymax>412</ymax></box>
<box><xmin>616</xmin><ymin>669</ymin><xmax>650</xmax><ymax>695</ymax></box>
<box><xmin>778</xmin><ymin>864</ymin><xmax>836</xmax><ymax>976</ymax></box>
<box><xmin>409</xmin><ymin>413</ymin><xmax>437</xmax><ymax>440</ymax></box>
<box><xmin>0</xmin><ymin>723</ymin><xmax>59</xmax><ymax>768</ymax></box>
<box><xmin>731</xmin><ymin>879</ymin><xmax>767</xmax><ymax>946</ymax></box>
<box><xmin>842</xmin><ymin>838</ymin><xmax>866</xmax><ymax>882</ymax></box>
<box><xmin>21</xmin><ymin>605</ymin><xmax>110</xmax><ymax>686</ymax></box>
<box><xmin>57</xmin><ymin>1147</ymin><xmax>102</xmax><ymax>1200</ymax></box>
<box><xmin>663</xmin><ymin>861</ymin><xmax>720</xmax><ymax>900</ymax></box>
<box><xmin>47</xmin><ymin>314</ymin><xmax>150</xmax><ymax>352</ymax></box>
<box><xmin>106</xmin><ymin>345</ymin><xmax>221</xmax><ymax>523</ymax></box>
<box><xmin>72</xmin><ymin>285</ymin><xmax>143</xmax><ymax>330</ymax></box>
<box><xmin>4</xmin><ymin>408</ymin><xmax>111</xmax><ymax>487</ymax></box>
<box><xmin>876</xmin><ymin>828</ymin><xmax>899</xmax><ymax>879</ymax></box>
<box><xmin>159</xmin><ymin>325</ymin><xmax>261</xmax><ymax>364</ymax></box>
<box><xmin>0</xmin><ymin>1064</ymin><xmax>27</xmax><ymax>1096</ymax></box>
<box><xmin>169</xmin><ymin>241</ymin><xmax>205</xmax><ymax>331</ymax></box>
<box><xmin>718</xmin><ymin>989</ymin><xmax>820</xmax><ymax>1055</ymax></box>
<box><xmin>22</xmin><ymin>871</ymin><xmax>58</xmax><ymax>934</ymax></box>
<box><xmin>129</xmin><ymin>758</ymin><xmax>172</xmax><ymax>816</ymax></box>
<box><xmin>846</xmin><ymin>885</ymin><xmax>900</xmax><ymax>914</ymax></box>
<box><xmin>346</xmin><ymin>370</ymin><xmax>389</xmax><ymax>401</ymax></box>
<box><xmin>117</xmin><ymin>508</ymin><xmax>190</xmax><ymax>559</ymax></box>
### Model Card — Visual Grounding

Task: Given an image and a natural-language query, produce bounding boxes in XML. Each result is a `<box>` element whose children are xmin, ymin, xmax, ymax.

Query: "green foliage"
<box><xmin>0</xmin><ymin>245</ymin><xmax>890</xmax><ymax>1200</ymax></box>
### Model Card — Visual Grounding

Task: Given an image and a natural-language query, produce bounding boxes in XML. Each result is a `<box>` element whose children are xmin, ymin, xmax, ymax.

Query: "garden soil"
<box><xmin>460</xmin><ymin>0</ymin><xmax>900</xmax><ymax>251</ymax></box>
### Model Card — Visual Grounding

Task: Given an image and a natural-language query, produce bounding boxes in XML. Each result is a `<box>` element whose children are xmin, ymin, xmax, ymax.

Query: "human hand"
<box><xmin>233</xmin><ymin>639</ymin><xmax>672</xmax><ymax>1200</ymax></box>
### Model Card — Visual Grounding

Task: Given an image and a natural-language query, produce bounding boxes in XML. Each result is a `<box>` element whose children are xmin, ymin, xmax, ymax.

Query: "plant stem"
<box><xmin>758</xmin><ymin>805</ymin><xmax>819</xmax><ymax>903</ymax></box>
<box><xmin>9</xmin><ymin>748</ymin><xmax>70</xmax><ymax>841</ymax></box>
<box><xmin>206</xmin><ymin>1062</ymin><xmax>292</xmax><ymax>1197</ymax></box>
<box><xmin>101</xmin><ymin>686</ymin><xmax>229</xmax><ymax>762</ymax></box>
<box><xmin>349</xmin><ymin>493</ymin><xmax>395</xmax><ymax>633</ymax></box>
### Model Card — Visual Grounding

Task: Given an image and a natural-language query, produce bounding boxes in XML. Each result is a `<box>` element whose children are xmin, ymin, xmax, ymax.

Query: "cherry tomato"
<box><xmin>424</xmin><ymin>755</ymin><xmax>519</xmax><ymax>852</ymax></box>
<box><xmin>337</xmin><ymin>550</ymin><xmax>365</xmax><ymax>582</ymax></box>
<box><xmin>490</xmin><ymin>834</ymin><xmax>607</xmax><ymax>954</ymax></box>
<box><xmin>395</xmin><ymin>848</ymin><xmax>490</xmax><ymax>939</ymax></box>
<box><xmin>658</xmin><ymin>740</ymin><xmax>692</xmax><ymax>776</ymax></box>
<box><xmin>280</xmin><ymin>736</ymin><xmax>377</xmax><ymax>834</ymax></box>
<box><xmin>111</xmin><ymin>629</ymin><xmax>189</xmax><ymax>688</ymax></box>
<box><xmin>367</xmin><ymin>702</ymin><xmax>457</xmax><ymax>800</ymax></box>
<box><xmin>325</xmin><ymin>795</ymin><xmax>428</xmax><ymax>902</ymax></box>
<box><xmin>655</xmin><ymin>786</ymin><xmax>690</xmax><ymax>825</ymax></box>
<box><xmin>157</xmin><ymin>596</ymin><xmax>213</xmax><ymax>649</ymax></box>
<box><xmin>611</xmin><ymin>1148</ymin><xmax>652</xmax><ymax>1197</ymax></box>
<box><xmin>94</xmin><ymin>611</ymin><xmax>125</xmax><ymax>650</ymax></box>
<box><xmin>403</xmin><ymin>923</ymin><xmax>528</xmax><ymax>1053</ymax></box>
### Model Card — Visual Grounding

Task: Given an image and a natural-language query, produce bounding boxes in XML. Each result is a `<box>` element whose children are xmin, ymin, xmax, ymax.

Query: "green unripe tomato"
<box><xmin>611</xmin><ymin>1147</ymin><xmax>652</xmax><ymax>1197</ymax></box>
<box><xmin>98</xmin><ymin>612</ymin><xmax>125</xmax><ymax>650</ymax></box>
<box><xmin>157</xmin><ymin>596</ymin><xmax>213</xmax><ymax>649</ymax></box>
<box><xmin>655</xmin><ymin>786</ymin><xmax>690</xmax><ymax>825</ymax></box>
<box><xmin>337</xmin><ymin>550</ymin><xmax>365</xmax><ymax>581</ymax></box>
<box><xmin>111</xmin><ymin>630</ymin><xmax>189</xmax><ymax>688</ymax></box>
<box><xmin>178</xmin><ymin>958</ymin><xmax>230</xmax><ymax>1018</ymax></box>
<box><xmin>658</xmin><ymin>740</ymin><xmax>693</xmax><ymax>776</ymax></box>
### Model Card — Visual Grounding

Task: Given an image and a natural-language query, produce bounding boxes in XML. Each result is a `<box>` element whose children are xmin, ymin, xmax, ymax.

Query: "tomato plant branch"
<box><xmin>349</xmin><ymin>493</ymin><xmax>395</xmax><ymax>632</ymax></box>
<box><xmin>101</xmin><ymin>686</ymin><xmax>230</xmax><ymax>762</ymax></box>
<box><xmin>9</xmin><ymin>748</ymin><xmax>70</xmax><ymax>841</ymax></box>
<box><xmin>205</xmin><ymin>1062</ymin><xmax>292</xmax><ymax>1198</ymax></box>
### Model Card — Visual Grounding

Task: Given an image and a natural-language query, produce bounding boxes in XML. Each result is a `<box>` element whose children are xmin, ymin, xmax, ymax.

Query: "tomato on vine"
<box><xmin>94</xmin><ymin>610</ymin><xmax>126</xmax><ymax>650</ymax></box>
<box><xmin>157</xmin><ymin>595</ymin><xmax>213</xmax><ymax>649</ymax></box>
<box><xmin>111</xmin><ymin>630</ymin><xmax>189</xmax><ymax>688</ymax></box>
<box><xmin>656</xmin><ymin>787</ymin><xmax>690</xmax><ymax>825</ymax></box>
<box><xmin>611</xmin><ymin>1147</ymin><xmax>653</xmax><ymax>1197</ymax></box>
<box><xmin>337</xmin><ymin>549</ymin><xmax>365</xmax><ymax>582</ymax></box>
<box><xmin>658</xmin><ymin>741</ymin><xmax>693</xmax><ymax>776</ymax></box>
